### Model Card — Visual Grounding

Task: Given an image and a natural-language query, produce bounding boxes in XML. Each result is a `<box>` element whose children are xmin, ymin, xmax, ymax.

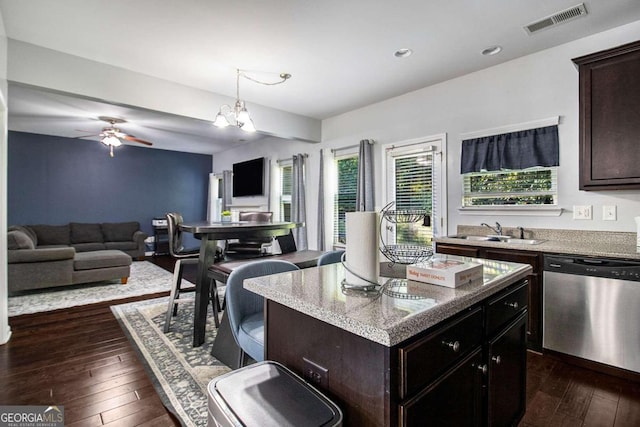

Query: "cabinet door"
<box><xmin>486</xmin><ymin>312</ymin><xmax>527</xmax><ymax>427</ymax></box>
<box><xmin>573</xmin><ymin>40</ymin><xmax>640</xmax><ymax>190</ymax></box>
<box><xmin>399</xmin><ymin>348</ymin><xmax>483</xmax><ymax>427</ymax></box>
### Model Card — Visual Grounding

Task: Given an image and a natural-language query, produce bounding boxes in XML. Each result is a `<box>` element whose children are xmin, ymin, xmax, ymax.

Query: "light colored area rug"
<box><xmin>111</xmin><ymin>297</ymin><xmax>230</xmax><ymax>427</ymax></box>
<box><xmin>8</xmin><ymin>261</ymin><xmax>192</xmax><ymax>316</ymax></box>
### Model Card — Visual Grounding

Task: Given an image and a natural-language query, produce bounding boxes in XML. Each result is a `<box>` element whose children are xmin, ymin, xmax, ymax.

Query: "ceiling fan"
<box><xmin>76</xmin><ymin>116</ymin><xmax>153</xmax><ymax>157</ymax></box>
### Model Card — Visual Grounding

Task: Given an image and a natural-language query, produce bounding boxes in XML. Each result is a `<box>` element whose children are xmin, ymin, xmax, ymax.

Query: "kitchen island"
<box><xmin>245</xmin><ymin>255</ymin><xmax>532</xmax><ymax>426</ymax></box>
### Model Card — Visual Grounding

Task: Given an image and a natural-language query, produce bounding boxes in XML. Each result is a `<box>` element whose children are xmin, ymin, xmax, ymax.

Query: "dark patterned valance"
<box><xmin>461</xmin><ymin>125</ymin><xmax>559</xmax><ymax>174</ymax></box>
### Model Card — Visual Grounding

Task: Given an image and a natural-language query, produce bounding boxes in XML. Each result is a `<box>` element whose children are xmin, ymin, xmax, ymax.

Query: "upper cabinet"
<box><xmin>573</xmin><ymin>40</ymin><xmax>640</xmax><ymax>190</ymax></box>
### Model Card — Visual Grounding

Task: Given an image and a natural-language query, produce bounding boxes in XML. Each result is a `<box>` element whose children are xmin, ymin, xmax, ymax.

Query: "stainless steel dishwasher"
<box><xmin>543</xmin><ymin>254</ymin><xmax>640</xmax><ymax>373</ymax></box>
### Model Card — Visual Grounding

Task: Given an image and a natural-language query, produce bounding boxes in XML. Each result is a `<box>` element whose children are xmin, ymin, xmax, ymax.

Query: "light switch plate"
<box><xmin>603</xmin><ymin>205</ymin><xmax>617</xmax><ymax>221</ymax></box>
<box><xmin>573</xmin><ymin>205</ymin><xmax>592</xmax><ymax>220</ymax></box>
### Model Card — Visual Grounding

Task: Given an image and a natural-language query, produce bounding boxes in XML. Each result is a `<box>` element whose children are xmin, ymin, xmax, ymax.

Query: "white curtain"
<box><xmin>292</xmin><ymin>154</ymin><xmax>308</xmax><ymax>250</ymax></box>
<box><xmin>356</xmin><ymin>139</ymin><xmax>374</xmax><ymax>211</ymax></box>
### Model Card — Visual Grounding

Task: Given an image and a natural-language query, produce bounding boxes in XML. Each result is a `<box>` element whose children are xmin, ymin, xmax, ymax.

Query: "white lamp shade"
<box><xmin>240</xmin><ymin>118</ymin><xmax>256</xmax><ymax>133</ymax></box>
<box><xmin>213</xmin><ymin>112</ymin><xmax>231</xmax><ymax>128</ymax></box>
<box><xmin>235</xmin><ymin>107</ymin><xmax>251</xmax><ymax>125</ymax></box>
<box><xmin>102</xmin><ymin>135</ymin><xmax>122</xmax><ymax>146</ymax></box>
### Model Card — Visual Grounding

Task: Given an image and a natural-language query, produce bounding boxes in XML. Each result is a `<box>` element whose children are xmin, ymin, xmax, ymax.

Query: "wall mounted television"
<box><xmin>232</xmin><ymin>157</ymin><xmax>265</xmax><ymax>197</ymax></box>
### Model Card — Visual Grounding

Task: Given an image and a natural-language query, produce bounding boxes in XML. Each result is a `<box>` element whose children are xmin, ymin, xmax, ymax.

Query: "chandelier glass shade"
<box><xmin>213</xmin><ymin>69</ymin><xmax>290</xmax><ymax>133</ymax></box>
<box><xmin>101</xmin><ymin>134</ymin><xmax>122</xmax><ymax>157</ymax></box>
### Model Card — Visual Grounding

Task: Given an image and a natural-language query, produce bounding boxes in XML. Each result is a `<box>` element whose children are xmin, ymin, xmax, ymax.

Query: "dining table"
<box><xmin>178</xmin><ymin>220</ymin><xmax>300</xmax><ymax>346</ymax></box>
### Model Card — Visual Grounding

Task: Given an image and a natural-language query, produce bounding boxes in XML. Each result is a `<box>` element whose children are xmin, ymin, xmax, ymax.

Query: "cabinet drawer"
<box><xmin>399</xmin><ymin>307</ymin><xmax>483</xmax><ymax>399</ymax></box>
<box><xmin>436</xmin><ymin>243</ymin><xmax>480</xmax><ymax>257</ymax></box>
<box><xmin>486</xmin><ymin>280</ymin><xmax>528</xmax><ymax>337</ymax></box>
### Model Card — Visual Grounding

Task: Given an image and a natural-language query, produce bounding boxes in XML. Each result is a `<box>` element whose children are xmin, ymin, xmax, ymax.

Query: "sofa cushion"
<box><xmin>7</xmin><ymin>230</ymin><xmax>36</xmax><ymax>250</ymax></box>
<box><xmin>70</xmin><ymin>223</ymin><xmax>104</xmax><ymax>244</ymax></box>
<box><xmin>101</xmin><ymin>222</ymin><xmax>140</xmax><ymax>242</ymax></box>
<box><xmin>29</xmin><ymin>224</ymin><xmax>71</xmax><ymax>246</ymax></box>
<box><xmin>73</xmin><ymin>250</ymin><xmax>132</xmax><ymax>271</ymax></box>
<box><xmin>72</xmin><ymin>243</ymin><xmax>108</xmax><ymax>252</ymax></box>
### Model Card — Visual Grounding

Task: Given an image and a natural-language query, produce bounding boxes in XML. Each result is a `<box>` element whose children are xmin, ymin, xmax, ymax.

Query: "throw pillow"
<box><xmin>29</xmin><ymin>224</ymin><xmax>71</xmax><ymax>246</ymax></box>
<box><xmin>70</xmin><ymin>223</ymin><xmax>104</xmax><ymax>243</ymax></box>
<box><xmin>7</xmin><ymin>230</ymin><xmax>35</xmax><ymax>250</ymax></box>
<box><xmin>101</xmin><ymin>221</ymin><xmax>140</xmax><ymax>242</ymax></box>
<box><xmin>9</xmin><ymin>225</ymin><xmax>38</xmax><ymax>246</ymax></box>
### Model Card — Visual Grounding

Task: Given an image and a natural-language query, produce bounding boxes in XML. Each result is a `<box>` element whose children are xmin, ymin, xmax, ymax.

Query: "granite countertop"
<box><xmin>435</xmin><ymin>226</ymin><xmax>640</xmax><ymax>260</ymax></box>
<box><xmin>244</xmin><ymin>255</ymin><xmax>531</xmax><ymax>347</ymax></box>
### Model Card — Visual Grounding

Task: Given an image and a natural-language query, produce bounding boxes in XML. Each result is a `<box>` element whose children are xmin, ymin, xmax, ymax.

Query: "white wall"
<box><xmin>215</xmin><ymin>20</ymin><xmax>640</xmax><ymax>243</ymax></box>
<box><xmin>0</xmin><ymin>9</ymin><xmax>11</xmax><ymax>345</ymax></box>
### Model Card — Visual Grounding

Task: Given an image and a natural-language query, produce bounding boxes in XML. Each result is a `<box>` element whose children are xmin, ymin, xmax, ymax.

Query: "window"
<box><xmin>333</xmin><ymin>155</ymin><xmax>358</xmax><ymax>244</ymax></box>
<box><xmin>460</xmin><ymin>124</ymin><xmax>559</xmax><ymax>208</ymax></box>
<box><xmin>385</xmin><ymin>136</ymin><xmax>446</xmax><ymax>247</ymax></box>
<box><xmin>279</xmin><ymin>163</ymin><xmax>292</xmax><ymax>221</ymax></box>
<box><xmin>462</xmin><ymin>167</ymin><xmax>557</xmax><ymax>207</ymax></box>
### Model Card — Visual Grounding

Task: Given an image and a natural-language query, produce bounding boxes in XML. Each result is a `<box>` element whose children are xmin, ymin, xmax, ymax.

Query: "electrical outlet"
<box><xmin>303</xmin><ymin>357</ymin><xmax>328</xmax><ymax>389</ymax></box>
<box><xmin>573</xmin><ymin>205</ymin><xmax>592</xmax><ymax>220</ymax></box>
<box><xmin>603</xmin><ymin>205</ymin><xmax>617</xmax><ymax>221</ymax></box>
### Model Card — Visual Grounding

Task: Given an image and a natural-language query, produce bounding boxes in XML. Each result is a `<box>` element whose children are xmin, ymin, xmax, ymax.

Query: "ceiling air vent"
<box><xmin>524</xmin><ymin>3</ymin><xmax>588</xmax><ymax>35</ymax></box>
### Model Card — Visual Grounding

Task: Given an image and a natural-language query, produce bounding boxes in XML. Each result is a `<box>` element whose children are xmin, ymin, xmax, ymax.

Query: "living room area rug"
<box><xmin>8</xmin><ymin>261</ymin><xmax>191</xmax><ymax>316</ymax></box>
<box><xmin>111</xmin><ymin>297</ymin><xmax>229</xmax><ymax>427</ymax></box>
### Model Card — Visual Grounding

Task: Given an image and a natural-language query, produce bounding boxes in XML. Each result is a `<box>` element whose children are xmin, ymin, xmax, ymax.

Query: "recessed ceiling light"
<box><xmin>481</xmin><ymin>45</ymin><xmax>502</xmax><ymax>56</ymax></box>
<box><xmin>394</xmin><ymin>48</ymin><xmax>413</xmax><ymax>58</ymax></box>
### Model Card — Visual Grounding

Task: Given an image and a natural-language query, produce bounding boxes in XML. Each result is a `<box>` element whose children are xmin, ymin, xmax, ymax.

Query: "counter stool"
<box><xmin>164</xmin><ymin>212</ymin><xmax>216</xmax><ymax>332</ymax></box>
<box><xmin>207</xmin><ymin>361</ymin><xmax>342</xmax><ymax>427</ymax></box>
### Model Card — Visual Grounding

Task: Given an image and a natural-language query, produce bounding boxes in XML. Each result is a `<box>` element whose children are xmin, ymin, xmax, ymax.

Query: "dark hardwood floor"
<box><xmin>0</xmin><ymin>256</ymin><xmax>196</xmax><ymax>427</ymax></box>
<box><xmin>1</xmin><ymin>256</ymin><xmax>639</xmax><ymax>426</ymax></box>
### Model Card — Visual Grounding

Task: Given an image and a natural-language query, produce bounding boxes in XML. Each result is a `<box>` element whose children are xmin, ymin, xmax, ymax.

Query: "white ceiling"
<box><xmin>2</xmin><ymin>0</ymin><xmax>640</xmax><ymax>154</ymax></box>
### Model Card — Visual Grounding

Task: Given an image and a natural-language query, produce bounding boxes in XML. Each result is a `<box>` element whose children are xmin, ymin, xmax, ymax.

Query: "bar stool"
<box><xmin>207</xmin><ymin>361</ymin><xmax>342</xmax><ymax>427</ymax></box>
<box><xmin>164</xmin><ymin>212</ymin><xmax>220</xmax><ymax>332</ymax></box>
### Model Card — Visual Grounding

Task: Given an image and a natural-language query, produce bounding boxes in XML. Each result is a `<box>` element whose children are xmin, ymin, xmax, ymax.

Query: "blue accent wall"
<box><xmin>8</xmin><ymin>131</ymin><xmax>212</xmax><ymax>248</ymax></box>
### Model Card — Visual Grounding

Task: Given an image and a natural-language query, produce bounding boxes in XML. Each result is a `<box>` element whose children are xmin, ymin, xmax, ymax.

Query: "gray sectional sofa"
<box><xmin>7</xmin><ymin>222</ymin><xmax>147</xmax><ymax>293</ymax></box>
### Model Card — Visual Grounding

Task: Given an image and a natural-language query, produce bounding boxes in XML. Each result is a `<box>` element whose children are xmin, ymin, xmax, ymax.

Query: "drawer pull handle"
<box><xmin>477</xmin><ymin>364</ymin><xmax>488</xmax><ymax>375</ymax></box>
<box><xmin>442</xmin><ymin>340</ymin><xmax>460</xmax><ymax>352</ymax></box>
<box><xmin>492</xmin><ymin>355</ymin><xmax>502</xmax><ymax>365</ymax></box>
<box><xmin>504</xmin><ymin>301</ymin><xmax>519</xmax><ymax>310</ymax></box>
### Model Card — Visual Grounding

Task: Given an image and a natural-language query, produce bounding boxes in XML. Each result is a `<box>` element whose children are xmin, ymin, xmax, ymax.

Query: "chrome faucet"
<box><xmin>481</xmin><ymin>222</ymin><xmax>502</xmax><ymax>235</ymax></box>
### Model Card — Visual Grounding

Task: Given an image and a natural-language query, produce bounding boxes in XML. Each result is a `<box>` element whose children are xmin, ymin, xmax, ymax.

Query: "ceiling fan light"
<box><xmin>102</xmin><ymin>135</ymin><xmax>122</xmax><ymax>146</ymax></box>
<box><xmin>240</xmin><ymin>117</ymin><xmax>256</xmax><ymax>133</ymax></box>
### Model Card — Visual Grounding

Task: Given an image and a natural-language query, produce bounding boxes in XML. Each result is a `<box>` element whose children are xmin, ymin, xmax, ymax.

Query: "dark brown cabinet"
<box><xmin>573</xmin><ymin>40</ymin><xmax>640</xmax><ymax>190</ymax></box>
<box><xmin>436</xmin><ymin>243</ymin><xmax>543</xmax><ymax>351</ymax></box>
<box><xmin>266</xmin><ymin>278</ymin><xmax>528</xmax><ymax>427</ymax></box>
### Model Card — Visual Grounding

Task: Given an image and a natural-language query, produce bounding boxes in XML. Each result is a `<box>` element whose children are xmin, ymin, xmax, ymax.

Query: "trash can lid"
<box><xmin>212</xmin><ymin>361</ymin><xmax>341</xmax><ymax>427</ymax></box>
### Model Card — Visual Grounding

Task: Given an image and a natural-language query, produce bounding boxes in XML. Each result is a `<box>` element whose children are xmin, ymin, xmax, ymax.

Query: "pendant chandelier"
<box><xmin>213</xmin><ymin>69</ymin><xmax>291</xmax><ymax>133</ymax></box>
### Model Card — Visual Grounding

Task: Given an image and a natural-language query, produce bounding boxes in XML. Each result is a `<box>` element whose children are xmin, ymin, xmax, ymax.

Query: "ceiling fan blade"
<box><xmin>123</xmin><ymin>135</ymin><xmax>153</xmax><ymax>146</ymax></box>
<box><xmin>74</xmin><ymin>133</ymin><xmax>100</xmax><ymax>139</ymax></box>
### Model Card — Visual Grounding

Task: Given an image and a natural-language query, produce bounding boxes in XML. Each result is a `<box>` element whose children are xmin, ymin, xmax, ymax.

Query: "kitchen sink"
<box><xmin>447</xmin><ymin>235</ymin><xmax>547</xmax><ymax>245</ymax></box>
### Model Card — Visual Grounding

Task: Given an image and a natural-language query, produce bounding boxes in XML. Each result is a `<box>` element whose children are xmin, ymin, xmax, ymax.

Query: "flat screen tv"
<box><xmin>232</xmin><ymin>157</ymin><xmax>265</xmax><ymax>197</ymax></box>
